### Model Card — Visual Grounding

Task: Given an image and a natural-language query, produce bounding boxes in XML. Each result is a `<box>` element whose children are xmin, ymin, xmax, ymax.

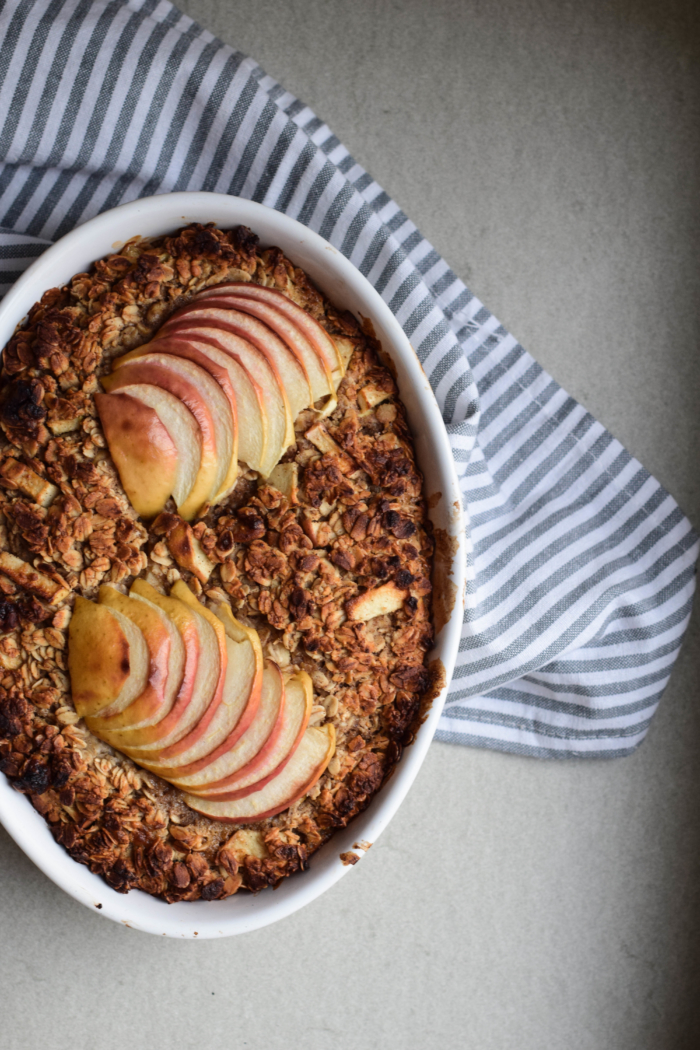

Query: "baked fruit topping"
<box><xmin>98</xmin><ymin>281</ymin><xmax>351</xmax><ymax>520</ymax></box>
<box><xmin>68</xmin><ymin>579</ymin><xmax>335</xmax><ymax>822</ymax></box>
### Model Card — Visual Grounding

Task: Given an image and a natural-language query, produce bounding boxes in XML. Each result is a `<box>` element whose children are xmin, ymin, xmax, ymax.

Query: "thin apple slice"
<box><xmin>116</xmin><ymin>335</ymin><xmax>264</xmax><ymax>474</ymax></box>
<box><xmin>103</xmin><ymin>353</ymin><xmax>233</xmax><ymax>511</ymax></box>
<box><xmin>102</xmin><ymin>356</ymin><xmax>229</xmax><ymax>519</ymax></box>
<box><xmin>107</xmin><ymin>383</ymin><xmax>201</xmax><ymax>514</ymax></box>
<box><xmin>112</xmin><ymin>588</ymin><xmax>221</xmax><ymax>754</ymax></box>
<box><xmin>144</xmin><ymin>599</ymin><xmax>264</xmax><ymax>776</ymax></box>
<box><xmin>166</xmin><ymin>302</ymin><xmax>313</xmax><ymax>415</ymax></box>
<box><xmin>189</xmin><ymin>671</ymin><xmax>313</xmax><ymax>800</ymax></box>
<box><xmin>85</xmin><ymin>586</ymin><xmax>183</xmax><ymax>733</ymax></box>
<box><xmin>94</xmin><ymin>392</ymin><xmax>179</xmax><ymax>519</ymax></box>
<box><xmin>91</xmin><ymin>589</ymin><xmax>184</xmax><ymax>730</ymax></box>
<box><xmin>145</xmin><ymin>601</ymin><xmax>264</xmax><ymax>777</ymax></box>
<box><xmin>192</xmin><ymin>292</ymin><xmax>335</xmax><ymax>403</ymax></box>
<box><xmin>164</xmin><ymin>661</ymin><xmax>285</xmax><ymax>791</ymax></box>
<box><xmin>182</xmin><ymin>724</ymin><xmax>336</xmax><ymax>823</ymax></box>
<box><xmin>92</xmin><ymin>581</ymin><xmax>201</xmax><ymax>749</ymax></box>
<box><xmin>197</xmin><ymin>282</ymin><xmax>345</xmax><ymax>375</ymax></box>
<box><xmin>143</xmin><ymin>631</ymin><xmax>260</xmax><ymax>775</ymax></box>
<box><xmin>121</xmin><ymin>579</ymin><xmax>228</xmax><ymax>767</ymax></box>
<box><xmin>161</xmin><ymin>324</ymin><xmax>290</xmax><ymax>477</ymax></box>
<box><xmin>68</xmin><ymin>596</ymin><xmax>149</xmax><ymax>718</ymax></box>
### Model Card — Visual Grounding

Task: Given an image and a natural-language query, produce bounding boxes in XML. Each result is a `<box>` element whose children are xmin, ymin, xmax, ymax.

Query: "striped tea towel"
<box><xmin>0</xmin><ymin>0</ymin><xmax>696</xmax><ymax>759</ymax></box>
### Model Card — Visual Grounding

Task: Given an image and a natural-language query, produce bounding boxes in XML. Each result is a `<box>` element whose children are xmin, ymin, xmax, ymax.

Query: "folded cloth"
<box><xmin>0</xmin><ymin>0</ymin><xmax>696</xmax><ymax>758</ymax></box>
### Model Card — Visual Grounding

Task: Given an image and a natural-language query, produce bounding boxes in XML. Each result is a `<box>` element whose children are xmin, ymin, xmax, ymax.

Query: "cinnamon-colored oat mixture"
<box><xmin>0</xmin><ymin>224</ymin><xmax>434</xmax><ymax>901</ymax></box>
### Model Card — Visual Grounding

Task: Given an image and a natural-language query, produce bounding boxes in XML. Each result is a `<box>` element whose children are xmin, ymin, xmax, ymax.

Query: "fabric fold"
<box><xmin>0</xmin><ymin>0</ymin><xmax>695</xmax><ymax>758</ymax></box>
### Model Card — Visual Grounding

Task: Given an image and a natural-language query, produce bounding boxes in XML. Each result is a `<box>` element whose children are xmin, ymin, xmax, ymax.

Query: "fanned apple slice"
<box><xmin>68</xmin><ymin>596</ymin><xmax>149</xmax><ymax>718</ymax></box>
<box><xmin>86</xmin><ymin>594</ymin><xmax>184</xmax><ymax>735</ymax></box>
<box><xmin>116</xmin><ymin>335</ymin><xmax>264</xmax><ymax>474</ymax></box>
<box><xmin>143</xmin><ymin>631</ymin><xmax>260</xmax><ymax>775</ymax></box>
<box><xmin>140</xmin><ymin>598</ymin><xmax>263</xmax><ymax>775</ymax></box>
<box><xmin>108</xmin><ymin>383</ymin><xmax>201</xmax><ymax>514</ymax></box>
<box><xmin>113</xmin><ymin>590</ymin><xmax>221</xmax><ymax>754</ymax></box>
<box><xmin>160</xmin><ymin>323</ymin><xmax>291</xmax><ymax>476</ymax></box>
<box><xmin>189</xmin><ymin>671</ymin><xmax>313</xmax><ymax>800</ymax></box>
<box><xmin>94</xmin><ymin>392</ymin><xmax>179</xmax><ymax>519</ymax></box>
<box><xmin>102</xmin><ymin>356</ymin><xmax>229</xmax><ymax>518</ymax></box>
<box><xmin>165</xmin><ymin>661</ymin><xmax>285</xmax><ymax>791</ymax></box>
<box><xmin>198</xmin><ymin>282</ymin><xmax>344</xmax><ymax>375</ymax></box>
<box><xmin>183</xmin><ymin>723</ymin><xmax>336</xmax><ymax>823</ymax></box>
<box><xmin>88</xmin><ymin>589</ymin><xmax>184</xmax><ymax>730</ymax></box>
<box><xmin>92</xmin><ymin>581</ymin><xmax>201</xmax><ymax>749</ymax></box>
<box><xmin>121</xmin><ymin>579</ymin><xmax>228</xmax><ymax>769</ymax></box>
<box><xmin>192</xmin><ymin>292</ymin><xmax>335</xmax><ymax>403</ymax></box>
<box><xmin>85</xmin><ymin>586</ymin><xmax>183</xmax><ymax>733</ymax></box>
<box><xmin>166</xmin><ymin>303</ymin><xmax>312</xmax><ymax>415</ymax></box>
<box><xmin>146</xmin><ymin>600</ymin><xmax>264</xmax><ymax>776</ymax></box>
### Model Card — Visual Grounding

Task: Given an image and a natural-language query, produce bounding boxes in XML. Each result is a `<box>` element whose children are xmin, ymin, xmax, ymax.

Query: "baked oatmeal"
<box><xmin>0</xmin><ymin>223</ymin><xmax>435</xmax><ymax>902</ymax></box>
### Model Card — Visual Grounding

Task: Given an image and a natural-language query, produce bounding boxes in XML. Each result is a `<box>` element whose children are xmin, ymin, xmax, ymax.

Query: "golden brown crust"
<box><xmin>0</xmin><ymin>224</ymin><xmax>434</xmax><ymax>902</ymax></box>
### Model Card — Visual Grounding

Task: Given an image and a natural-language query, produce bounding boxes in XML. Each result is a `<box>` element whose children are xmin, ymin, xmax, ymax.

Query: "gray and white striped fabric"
<box><xmin>0</xmin><ymin>0</ymin><xmax>696</xmax><ymax>758</ymax></box>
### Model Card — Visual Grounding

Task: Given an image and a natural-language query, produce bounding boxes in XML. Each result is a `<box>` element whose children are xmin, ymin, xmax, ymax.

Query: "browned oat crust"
<box><xmin>0</xmin><ymin>224</ymin><xmax>434</xmax><ymax>902</ymax></box>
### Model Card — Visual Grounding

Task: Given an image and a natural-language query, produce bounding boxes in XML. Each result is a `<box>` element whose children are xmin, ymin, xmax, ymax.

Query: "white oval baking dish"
<box><xmin>0</xmin><ymin>193</ymin><xmax>465</xmax><ymax>938</ymax></box>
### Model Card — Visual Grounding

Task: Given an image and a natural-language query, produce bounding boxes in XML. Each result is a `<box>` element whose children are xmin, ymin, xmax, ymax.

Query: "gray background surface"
<box><xmin>2</xmin><ymin>1</ymin><xmax>699</xmax><ymax>1048</ymax></box>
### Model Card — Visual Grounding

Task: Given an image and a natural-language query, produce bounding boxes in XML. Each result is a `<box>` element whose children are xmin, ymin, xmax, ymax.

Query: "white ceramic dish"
<box><xmin>0</xmin><ymin>193</ymin><xmax>464</xmax><ymax>938</ymax></box>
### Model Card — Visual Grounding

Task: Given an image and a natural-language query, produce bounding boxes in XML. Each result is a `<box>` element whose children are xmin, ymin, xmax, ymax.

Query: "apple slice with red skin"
<box><xmin>115</xmin><ymin>336</ymin><xmax>267</xmax><ymax>476</ymax></box>
<box><xmin>104</xmin><ymin>382</ymin><xmax>202</xmax><ymax>515</ymax></box>
<box><xmin>188</xmin><ymin>670</ymin><xmax>312</xmax><ymax>800</ymax></box>
<box><xmin>85</xmin><ymin>586</ymin><xmax>183</xmax><ymax>734</ymax></box>
<box><xmin>162</xmin><ymin>316</ymin><xmax>293</xmax><ymax>455</ymax></box>
<box><xmin>112</xmin><ymin>343</ymin><xmax>238</xmax><ymax>501</ymax></box>
<box><xmin>108</xmin><ymin>586</ymin><xmax>222</xmax><ymax>754</ymax></box>
<box><xmin>195</xmin><ymin>282</ymin><xmax>344</xmax><ymax>375</ymax></box>
<box><xmin>68</xmin><ymin>596</ymin><xmax>149</xmax><ymax>719</ymax></box>
<box><xmin>118</xmin><ymin>579</ymin><xmax>229</xmax><ymax>769</ymax></box>
<box><xmin>90</xmin><ymin>589</ymin><xmax>184</xmax><ymax>730</ymax></box>
<box><xmin>182</xmin><ymin>723</ymin><xmax>336</xmax><ymax>823</ymax></box>
<box><xmin>142</xmin><ymin>630</ymin><xmax>260</xmax><ymax>776</ymax></box>
<box><xmin>159</xmin><ymin>324</ymin><xmax>290</xmax><ymax>477</ymax></box>
<box><xmin>191</xmin><ymin>292</ymin><xmax>335</xmax><ymax>403</ymax></box>
<box><xmin>164</xmin><ymin>660</ymin><xmax>285</xmax><ymax>791</ymax></box>
<box><xmin>91</xmin><ymin>580</ymin><xmax>202</xmax><ymax>750</ymax></box>
<box><xmin>102</xmin><ymin>356</ymin><xmax>228</xmax><ymax>519</ymax></box>
<box><xmin>140</xmin><ymin>600</ymin><xmax>263</xmax><ymax>775</ymax></box>
<box><xmin>94</xmin><ymin>392</ymin><xmax>179</xmax><ymax>519</ymax></box>
<box><xmin>164</xmin><ymin>303</ymin><xmax>313</xmax><ymax>416</ymax></box>
<box><xmin>103</xmin><ymin>353</ymin><xmax>235</xmax><ymax>509</ymax></box>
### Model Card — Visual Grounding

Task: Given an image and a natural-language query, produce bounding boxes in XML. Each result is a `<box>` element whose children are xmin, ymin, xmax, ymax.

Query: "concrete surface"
<box><xmin>2</xmin><ymin>1</ymin><xmax>700</xmax><ymax>1048</ymax></box>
